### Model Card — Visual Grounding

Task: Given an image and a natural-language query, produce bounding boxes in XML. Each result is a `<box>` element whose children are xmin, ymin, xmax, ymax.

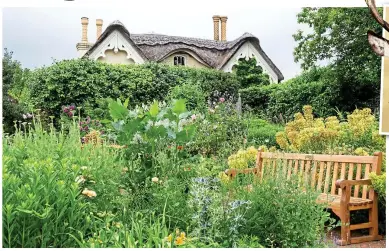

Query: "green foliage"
<box><xmin>293</xmin><ymin>7</ymin><xmax>381</xmax><ymax>112</ymax></box>
<box><xmin>2</xmin><ymin>120</ymin><xmax>125</xmax><ymax>247</ymax></box>
<box><xmin>240</xmin><ymin>67</ymin><xmax>336</xmax><ymax>121</ymax></box>
<box><xmin>370</xmin><ymin>172</ymin><xmax>386</xmax><ymax>201</ymax></box>
<box><xmin>167</xmin><ymin>83</ymin><xmax>206</xmax><ymax>111</ymax></box>
<box><xmin>27</xmin><ymin>60</ymin><xmax>240</xmax><ymax>118</ymax></box>
<box><xmin>2</xmin><ymin>48</ymin><xmax>28</xmax><ymax>133</ymax></box>
<box><xmin>189</xmin><ymin>97</ymin><xmax>247</xmax><ymax>158</ymax></box>
<box><xmin>233</xmin><ymin>57</ymin><xmax>271</xmax><ymax>88</ymax></box>
<box><xmin>235</xmin><ymin>173</ymin><xmax>334</xmax><ymax>248</ymax></box>
<box><xmin>245</xmin><ymin>118</ymin><xmax>283</xmax><ymax>147</ymax></box>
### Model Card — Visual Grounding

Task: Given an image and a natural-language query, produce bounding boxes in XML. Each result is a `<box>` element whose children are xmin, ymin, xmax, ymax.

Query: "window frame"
<box><xmin>173</xmin><ymin>55</ymin><xmax>186</xmax><ymax>66</ymax></box>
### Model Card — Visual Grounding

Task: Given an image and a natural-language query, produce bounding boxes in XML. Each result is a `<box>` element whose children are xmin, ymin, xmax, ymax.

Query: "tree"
<box><xmin>233</xmin><ymin>57</ymin><xmax>270</xmax><ymax>89</ymax></box>
<box><xmin>2</xmin><ymin>48</ymin><xmax>27</xmax><ymax>133</ymax></box>
<box><xmin>293</xmin><ymin>8</ymin><xmax>383</xmax><ymax>112</ymax></box>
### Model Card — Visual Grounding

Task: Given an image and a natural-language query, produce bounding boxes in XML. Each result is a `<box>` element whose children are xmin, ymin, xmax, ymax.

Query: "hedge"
<box><xmin>239</xmin><ymin>67</ymin><xmax>339</xmax><ymax>122</ymax></box>
<box><xmin>27</xmin><ymin>59</ymin><xmax>240</xmax><ymax>117</ymax></box>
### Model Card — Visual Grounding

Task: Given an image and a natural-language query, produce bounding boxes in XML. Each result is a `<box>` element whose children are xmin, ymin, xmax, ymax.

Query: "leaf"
<box><xmin>100</xmin><ymin>119</ymin><xmax>112</xmax><ymax>124</ymax></box>
<box><xmin>108</xmin><ymin>100</ymin><xmax>128</xmax><ymax>121</ymax></box>
<box><xmin>124</xmin><ymin>98</ymin><xmax>130</xmax><ymax>109</ymax></box>
<box><xmin>172</xmin><ymin>99</ymin><xmax>187</xmax><ymax>115</ymax></box>
<box><xmin>149</xmin><ymin>100</ymin><xmax>159</xmax><ymax>117</ymax></box>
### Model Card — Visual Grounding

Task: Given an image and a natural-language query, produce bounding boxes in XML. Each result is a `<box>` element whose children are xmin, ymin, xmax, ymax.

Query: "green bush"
<box><xmin>245</xmin><ymin>117</ymin><xmax>283</xmax><ymax>147</ymax></box>
<box><xmin>370</xmin><ymin>172</ymin><xmax>386</xmax><ymax>201</ymax></box>
<box><xmin>239</xmin><ymin>67</ymin><xmax>338</xmax><ymax>122</ymax></box>
<box><xmin>27</xmin><ymin>60</ymin><xmax>240</xmax><ymax>118</ymax></box>
<box><xmin>167</xmin><ymin>83</ymin><xmax>206</xmax><ymax>112</ymax></box>
<box><xmin>234</xmin><ymin>173</ymin><xmax>334</xmax><ymax>248</ymax></box>
<box><xmin>2</xmin><ymin>120</ymin><xmax>127</xmax><ymax>247</ymax></box>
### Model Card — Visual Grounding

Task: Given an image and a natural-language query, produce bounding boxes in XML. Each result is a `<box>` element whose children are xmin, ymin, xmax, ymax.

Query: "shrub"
<box><xmin>189</xmin><ymin>95</ymin><xmax>246</xmax><ymax>157</ymax></box>
<box><xmin>167</xmin><ymin>83</ymin><xmax>206</xmax><ymax>112</ymax></box>
<box><xmin>2</xmin><ymin>48</ymin><xmax>29</xmax><ymax>134</ymax></box>
<box><xmin>275</xmin><ymin>106</ymin><xmax>385</xmax><ymax>155</ymax></box>
<box><xmin>239</xmin><ymin>67</ymin><xmax>338</xmax><ymax>121</ymax></box>
<box><xmin>245</xmin><ymin>118</ymin><xmax>283</xmax><ymax>147</ymax></box>
<box><xmin>234</xmin><ymin>173</ymin><xmax>334</xmax><ymax>248</ymax></box>
<box><xmin>27</xmin><ymin>60</ymin><xmax>240</xmax><ymax>118</ymax></box>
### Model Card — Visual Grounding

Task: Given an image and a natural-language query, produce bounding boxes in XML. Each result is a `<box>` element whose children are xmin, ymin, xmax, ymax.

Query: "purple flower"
<box><xmin>84</xmin><ymin>126</ymin><xmax>89</xmax><ymax>131</ymax></box>
<box><xmin>68</xmin><ymin>112</ymin><xmax>73</xmax><ymax>117</ymax></box>
<box><xmin>69</xmin><ymin>105</ymin><xmax>75</xmax><ymax>111</ymax></box>
<box><xmin>63</xmin><ymin>107</ymin><xmax>69</xmax><ymax>113</ymax></box>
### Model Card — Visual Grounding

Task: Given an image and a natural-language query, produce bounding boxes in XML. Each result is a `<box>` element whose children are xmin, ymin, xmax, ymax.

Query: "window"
<box><xmin>174</xmin><ymin>55</ymin><xmax>186</xmax><ymax>66</ymax></box>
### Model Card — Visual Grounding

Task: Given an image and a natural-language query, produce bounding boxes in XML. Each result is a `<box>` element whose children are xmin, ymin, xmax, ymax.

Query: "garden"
<box><xmin>2</xmin><ymin>7</ymin><xmax>387</xmax><ymax>248</ymax></box>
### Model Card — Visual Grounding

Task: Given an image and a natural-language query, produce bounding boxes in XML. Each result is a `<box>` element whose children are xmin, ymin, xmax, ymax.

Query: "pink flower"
<box><xmin>191</xmin><ymin>114</ymin><xmax>197</xmax><ymax>121</ymax></box>
<box><xmin>219</xmin><ymin>97</ymin><xmax>225</xmax><ymax>103</ymax></box>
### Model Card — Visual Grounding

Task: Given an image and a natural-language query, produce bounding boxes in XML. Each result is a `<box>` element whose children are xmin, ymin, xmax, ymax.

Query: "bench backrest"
<box><xmin>228</xmin><ymin>150</ymin><xmax>382</xmax><ymax>200</ymax></box>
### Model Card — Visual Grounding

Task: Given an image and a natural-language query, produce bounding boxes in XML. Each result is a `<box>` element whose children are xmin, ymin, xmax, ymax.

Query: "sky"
<box><xmin>2</xmin><ymin>7</ymin><xmax>309</xmax><ymax>81</ymax></box>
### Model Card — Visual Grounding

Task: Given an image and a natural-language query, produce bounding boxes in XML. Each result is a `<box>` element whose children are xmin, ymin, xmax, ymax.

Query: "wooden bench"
<box><xmin>225</xmin><ymin>149</ymin><xmax>383</xmax><ymax>246</ymax></box>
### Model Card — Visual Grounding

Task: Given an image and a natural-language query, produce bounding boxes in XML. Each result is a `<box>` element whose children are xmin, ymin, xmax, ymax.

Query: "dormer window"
<box><xmin>174</xmin><ymin>55</ymin><xmax>186</xmax><ymax>66</ymax></box>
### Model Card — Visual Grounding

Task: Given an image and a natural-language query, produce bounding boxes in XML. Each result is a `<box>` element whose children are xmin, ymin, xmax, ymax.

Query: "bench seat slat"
<box><xmin>316</xmin><ymin>193</ymin><xmax>373</xmax><ymax>207</ymax></box>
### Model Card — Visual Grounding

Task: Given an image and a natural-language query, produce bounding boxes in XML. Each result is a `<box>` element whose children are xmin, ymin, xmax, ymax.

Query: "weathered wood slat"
<box><xmin>362</xmin><ymin>164</ymin><xmax>371</xmax><ymax>199</ymax></box>
<box><xmin>287</xmin><ymin>159</ymin><xmax>292</xmax><ymax>180</ymax></box>
<box><xmin>354</xmin><ymin>163</ymin><xmax>362</xmax><ymax>198</ymax></box>
<box><xmin>262</xmin><ymin>152</ymin><xmax>377</xmax><ymax>163</ymax></box>
<box><xmin>311</xmin><ymin>161</ymin><xmax>318</xmax><ymax>188</ymax></box>
<box><xmin>293</xmin><ymin>159</ymin><xmax>299</xmax><ymax>175</ymax></box>
<box><xmin>350</xmin><ymin>222</ymin><xmax>373</xmax><ymax>231</ymax></box>
<box><xmin>339</xmin><ymin>162</ymin><xmax>347</xmax><ymax>195</ymax></box>
<box><xmin>331</xmin><ymin>162</ymin><xmax>339</xmax><ymax>195</ymax></box>
<box><xmin>317</xmin><ymin>162</ymin><xmax>325</xmax><ymax>192</ymax></box>
<box><xmin>324</xmin><ymin>162</ymin><xmax>332</xmax><ymax>193</ymax></box>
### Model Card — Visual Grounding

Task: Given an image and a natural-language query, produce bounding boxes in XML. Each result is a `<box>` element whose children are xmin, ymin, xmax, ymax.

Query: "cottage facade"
<box><xmin>76</xmin><ymin>16</ymin><xmax>284</xmax><ymax>83</ymax></box>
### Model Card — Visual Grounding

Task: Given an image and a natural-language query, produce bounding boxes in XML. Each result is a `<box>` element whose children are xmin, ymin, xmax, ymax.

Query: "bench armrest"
<box><xmin>335</xmin><ymin>179</ymin><xmax>372</xmax><ymax>189</ymax></box>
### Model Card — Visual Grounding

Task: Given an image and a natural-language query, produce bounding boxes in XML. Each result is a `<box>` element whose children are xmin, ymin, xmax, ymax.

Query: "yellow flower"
<box><xmin>219</xmin><ymin>172</ymin><xmax>230</xmax><ymax>183</ymax></box>
<box><xmin>165</xmin><ymin>234</ymin><xmax>172</xmax><ymax>242</ymax></box>
<box><xmin>82</xmin><ymin>188</ymin><xmax>97</xmax><ymax>198</ymax></box>
<box><xmin>175</xmin><ymin>236</ymin><xmax>185</xmax><ymax>246</ymax></box>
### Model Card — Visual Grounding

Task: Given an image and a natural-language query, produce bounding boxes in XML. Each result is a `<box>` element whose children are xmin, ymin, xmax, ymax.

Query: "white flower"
<box><xmin>82</xmin><ymin>188</ymin><xmax>97</xmax><ymax>198</ymax></box>
<box><xmin>80</xmin><ymin>166</ymin><xmax>88</xmax><ymax>170</ymax></box>
<box><xmin>22</xmin><ymin>114</ymin><xmax>27</xmax><ymax>119</ymax></box>
<box><xmin>132</xmin><ymin>132</ymin><xmax>143</xmax><ymax>144</ymax></box>
<box><xmin>75</xmin><ymin>175</ymin><xmax>86</xmax><ymax>184</ymax></box>
<box><xmin>152</xmin><ymin>177</ymin><xmax>159</xmax><ymax>183</ymax></box>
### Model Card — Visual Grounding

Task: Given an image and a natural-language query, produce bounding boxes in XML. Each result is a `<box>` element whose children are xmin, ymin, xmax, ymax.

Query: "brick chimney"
<box><xmin>96</xmin><ymin>19</ymin><xmax>103</xmax><ymax>40</ymax></box>
<box><xmin>212</xmin><ymin>15</ymin><xmax>220</xmax><ymax>41</ymax></box>
<box><xmin>76</xmin><ymin>17</ymin><xmax>93</xmax><ymax>57</ymax></box>
<box><xmin>220</xmin><ymin>16</ymin><xmax>228</xmax><ymax>41</ymax></box>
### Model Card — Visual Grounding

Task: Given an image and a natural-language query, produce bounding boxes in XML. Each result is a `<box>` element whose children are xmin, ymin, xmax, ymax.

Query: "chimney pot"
<box><xmin>96</xmin><ymin>19</ymin><xmax>103</xmax><ymax>40</ymax></box>
<box><xmin>81</xmin><ymin>17</ymin><xmax>89</xmax><ymax>43</ymax></box>
<box><xmin>212</xmin><ymin>15</ymin><xmax>220</xmax><ymax>41</ymax></box>
<box><xmin>220</xmin><ymin>16</ymin><xmax>228</xmax><ymax>41</ymax></box>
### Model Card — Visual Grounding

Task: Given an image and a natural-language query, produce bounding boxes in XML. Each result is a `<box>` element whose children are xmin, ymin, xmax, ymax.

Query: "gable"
<box><xmin>221</xmin><ymin>41</ymin><xmax>280</xmax><ymax>83</ymax></box>
<box><xmin>87</xmin><ymin>30</ymin><xmax>145</xmax><ymax>64</ymax></box>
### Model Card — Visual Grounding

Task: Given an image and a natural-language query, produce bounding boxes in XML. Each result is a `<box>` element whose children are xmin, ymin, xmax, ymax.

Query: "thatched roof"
<box><xmin>83</xmin><ymin>20</ymin><xmax>284</xmax><ymax>81</ymax></box>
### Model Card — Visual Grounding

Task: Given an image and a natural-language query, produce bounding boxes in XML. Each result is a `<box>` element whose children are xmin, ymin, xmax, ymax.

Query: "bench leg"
<box><xmin>369</xmin><ymin>198</ymin><xmax>381</xmax><ymax>241</ymax></box>
<box><xmin>336</xmin><ymin>207</ymin><xmax>351</xmax><ymax>246</ymax></box>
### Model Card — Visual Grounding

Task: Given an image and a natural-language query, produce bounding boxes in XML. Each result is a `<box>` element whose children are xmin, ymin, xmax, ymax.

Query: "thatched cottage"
<box><xmin>76</xmin><ymin>16</ymin><xmax>284</xmax><ymax>83</ymax></box>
